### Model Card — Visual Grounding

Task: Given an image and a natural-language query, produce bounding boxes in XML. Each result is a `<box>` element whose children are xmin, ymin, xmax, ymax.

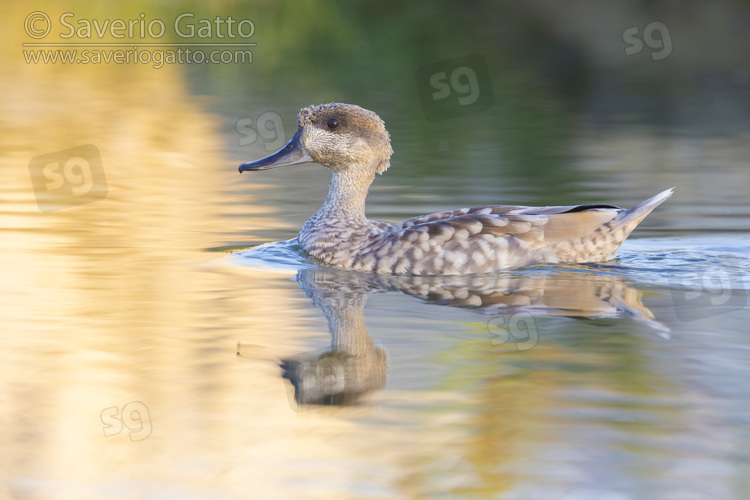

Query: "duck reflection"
<box><xmin>281</xmin><ymin>268</ymin><xmax>388</xmax><ymax>406</ymax></box>
<box><xmin>281</xmin><ymin>266</ymin><xmax>666</xmax><ymax>407</ymax></box>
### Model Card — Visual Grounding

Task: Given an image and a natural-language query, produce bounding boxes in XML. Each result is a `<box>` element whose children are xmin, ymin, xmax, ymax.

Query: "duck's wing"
<box><xmin>396</xmin><ymin>202</ymin><xmax>624</xmax><ymax>242</ymax></box>
<box><xmin>365</xmin><ymin>190</ymin><xmax>673</xmax><ymax>274</ymax></box>
<box><xmin>366</xmin><ymin>205</ymin><xmax>618</xmax><ymax>274</ymax></box>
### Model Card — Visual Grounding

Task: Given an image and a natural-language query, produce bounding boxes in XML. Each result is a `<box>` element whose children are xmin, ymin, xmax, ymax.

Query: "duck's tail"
<box><xmin>611</xmin><ymin>187</ymin><xmax>674</xmax><ymax>235</ymax></box>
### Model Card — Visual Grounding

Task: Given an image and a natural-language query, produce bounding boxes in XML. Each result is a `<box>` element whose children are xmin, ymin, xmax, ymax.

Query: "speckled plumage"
<box><xmin>240</xmin><ymin>103</ymin><xmax>673</xmax><ymax>275</ymax></box>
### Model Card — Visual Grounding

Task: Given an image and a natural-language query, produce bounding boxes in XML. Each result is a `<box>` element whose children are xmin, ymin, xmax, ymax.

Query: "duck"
<box><xmin>239</xmin><ymin>103</ymin><xmax>673</xmax><ymax>275</ymax></box>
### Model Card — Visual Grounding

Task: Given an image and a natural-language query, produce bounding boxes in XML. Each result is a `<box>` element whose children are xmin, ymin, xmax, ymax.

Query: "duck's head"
<box><xmin>239</xmin><ymin>103</ymin><xmax>393</xmax><ymax>175</ymax></box>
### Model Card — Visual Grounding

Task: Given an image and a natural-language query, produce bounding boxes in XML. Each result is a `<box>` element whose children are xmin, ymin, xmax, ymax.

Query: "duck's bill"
<box><xmin>239</xmin><ymin>130</ymin><xmax>312</xmax><ymax>172</ymax></box>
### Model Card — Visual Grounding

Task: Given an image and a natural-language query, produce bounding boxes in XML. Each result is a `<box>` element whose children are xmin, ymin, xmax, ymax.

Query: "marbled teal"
<box><xmin>239</xmin><ymin>103</ymin><xmax>673</xmax><ymax>275</ymax></box>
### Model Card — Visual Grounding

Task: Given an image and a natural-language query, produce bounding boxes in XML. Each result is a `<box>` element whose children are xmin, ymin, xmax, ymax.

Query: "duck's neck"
<box><xmin>314</xmin><ymin>167</ymin><xmax>375</xmax><ymax>224</ymax></box>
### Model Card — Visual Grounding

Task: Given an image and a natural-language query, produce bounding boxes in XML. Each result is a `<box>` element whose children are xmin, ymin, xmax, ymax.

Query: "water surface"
<box><xmin>3</xmin><ymin>2</ymin><xmax>750</xmax><ymax>499</ymax></box>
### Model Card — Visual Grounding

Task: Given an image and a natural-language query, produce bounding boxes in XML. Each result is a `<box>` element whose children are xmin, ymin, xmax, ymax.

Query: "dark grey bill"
<box><xmin>239</xmin><ymin>129</ymin><xmax>312</xmax><ymax>172</ymax></box>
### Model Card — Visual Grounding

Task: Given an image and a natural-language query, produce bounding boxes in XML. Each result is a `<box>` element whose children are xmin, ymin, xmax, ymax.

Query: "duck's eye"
<box><xmin>327</xmin><ymin>118</ymin><xmax>340</xmax><ymax>129</ymax></box>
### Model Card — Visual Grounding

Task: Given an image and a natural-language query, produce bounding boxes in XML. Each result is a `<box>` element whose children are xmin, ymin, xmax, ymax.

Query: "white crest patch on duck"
<box><xmin>239</xmin><ymin>103</ymin><xmax>674</xmax><ymax>276</ymax></box>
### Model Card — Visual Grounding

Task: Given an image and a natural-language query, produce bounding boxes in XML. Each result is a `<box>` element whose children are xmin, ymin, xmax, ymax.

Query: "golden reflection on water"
<box><xmin>1</xmin><ymin>12</ymin><xmax>350</xmax><ymax>496</ymax></box>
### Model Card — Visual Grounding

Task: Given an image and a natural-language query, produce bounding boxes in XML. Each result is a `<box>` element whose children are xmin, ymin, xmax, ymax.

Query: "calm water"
<box><xmin>3</xmin><ymin>2</ymin><xmax>750</xmax><ymax>499</ymax></box>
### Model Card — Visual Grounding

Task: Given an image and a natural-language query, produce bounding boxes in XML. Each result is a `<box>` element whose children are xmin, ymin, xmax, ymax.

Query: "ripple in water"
<box><xmin>232</xmin><ymin>238</ymin><xmax>315</xmax><ymax>272</ymax></box>
<box><xmin>601</xmin><ymin>235</ymin><xmax>750</xmax><ymax>292</ymax></box>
